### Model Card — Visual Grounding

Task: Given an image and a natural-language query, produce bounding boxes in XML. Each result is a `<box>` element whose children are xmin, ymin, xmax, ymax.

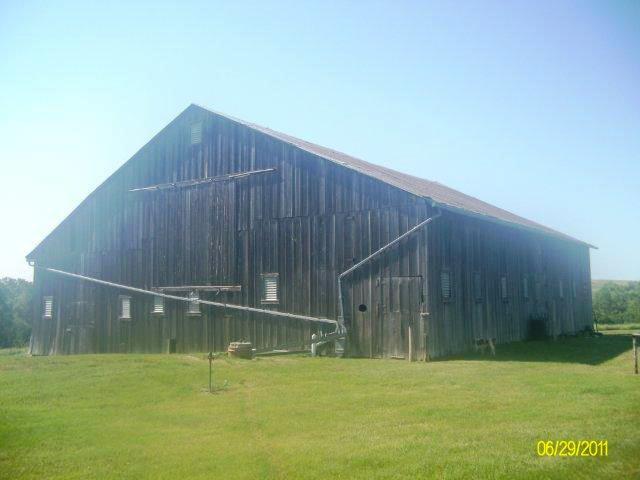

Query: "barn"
<box><xmin>26</xmin><ymin>104</ymin><xmax>594</xmax><ymax>359</ymax></box>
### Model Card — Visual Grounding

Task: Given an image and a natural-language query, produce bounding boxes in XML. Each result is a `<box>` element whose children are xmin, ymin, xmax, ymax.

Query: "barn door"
<box><xmin>381</xmin><ymin>276</ymin><xmax>423</xmax><ymax>359</ymax></box>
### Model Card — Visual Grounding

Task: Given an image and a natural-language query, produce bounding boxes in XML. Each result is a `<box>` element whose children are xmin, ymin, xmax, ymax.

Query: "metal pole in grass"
<box><xmin>632</xmin><ymin>333</ymin><xmax>639</xmax><ymax>374</ymax></box>
<box><xmin>208</xmin><ymin>351</ymin><xmax>214</xmax><ymax>392</ymax></box>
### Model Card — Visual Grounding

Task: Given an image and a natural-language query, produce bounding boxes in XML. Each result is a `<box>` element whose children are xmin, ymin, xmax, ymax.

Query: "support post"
<box><xmin>633</xmin><ymin>334</ymin><xmax>639</xmax><ymax>375</ymax></box>
<box><xmin>208</xmin><ymin>351</ymin><xmax>214</xmax><ymax>392</ymax></box>
<box><xmin>408</xmin><ymin>323</ymin><xmax>413</xmax><ymax>362</ymax></box>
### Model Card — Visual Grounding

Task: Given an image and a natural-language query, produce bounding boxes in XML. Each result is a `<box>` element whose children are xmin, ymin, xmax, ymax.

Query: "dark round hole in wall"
<box><xmin>358</xmin><ymin>304</ymin><xmax>368</xmax><ymax>313</ymax></box>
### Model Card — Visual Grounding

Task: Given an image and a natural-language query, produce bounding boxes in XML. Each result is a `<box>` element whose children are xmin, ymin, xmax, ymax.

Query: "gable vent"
<box><xmin>190</xmin><ymin>122</ymin><xmax>202</xmax><ymax>145</ymax></box>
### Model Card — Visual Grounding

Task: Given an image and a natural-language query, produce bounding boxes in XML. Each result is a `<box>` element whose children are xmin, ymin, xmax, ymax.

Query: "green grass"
<box><xmin>1</xmin><ymin>335</ymin><xmax>639</xmax><ymax>479</ymax></box>
<box><xmin>597</xmin><ymin>323</ymin><xmax>640</xmax><ymax>332</ymax></box>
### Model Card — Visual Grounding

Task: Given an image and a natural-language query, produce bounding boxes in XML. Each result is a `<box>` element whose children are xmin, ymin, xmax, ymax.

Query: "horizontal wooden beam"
<box><xmin>129</xmin><ymin>168</ymin><xmax>277</xmax><ymax>192</ymax></box>
<box><xmin>154</xmin><ymin>285</ymin><xmax>241</xmax><ymax>293</ymax></box>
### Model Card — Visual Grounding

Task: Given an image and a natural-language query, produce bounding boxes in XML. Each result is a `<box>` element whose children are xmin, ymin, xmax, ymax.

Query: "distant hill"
<box><xmin>592</xmin><ymin>279</ymin><xmax>637</xmax><ymax>294</ymax></box>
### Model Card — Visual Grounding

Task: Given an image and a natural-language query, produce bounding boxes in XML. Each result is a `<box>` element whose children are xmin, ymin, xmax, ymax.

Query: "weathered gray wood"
<box><xmin>27</xmin><ymin>105</ymin><xmax>593</xmax><ymax>358</ymax></box>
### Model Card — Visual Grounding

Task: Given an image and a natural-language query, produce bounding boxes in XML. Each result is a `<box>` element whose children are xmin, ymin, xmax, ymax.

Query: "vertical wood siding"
<box><xmin>426</xmin><ymin>213</ymin><xmax>593</xmax><ymax>358</ymax></box>
<box><xmin>29</xmin><ymin>107</ymin><xmax>432</xmax><ymax>357</ymax></box>
<box><xmin>28</xmin><ymin>106</ymin><xmax>592</xmax><ymax>358</ymax></box>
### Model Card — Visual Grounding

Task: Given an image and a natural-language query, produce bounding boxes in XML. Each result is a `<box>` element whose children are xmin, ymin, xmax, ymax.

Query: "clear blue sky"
<box><xmin>1</xmin><ymin>1</ymin><xmax>638</xmax><ymax>281</ymax></box>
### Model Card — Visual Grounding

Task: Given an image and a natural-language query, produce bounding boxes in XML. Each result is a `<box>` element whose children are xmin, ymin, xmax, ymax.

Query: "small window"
<box><xmin>473</xmin><ymin>272</ymin><xmax>482</xmax><ymax>303</ymax></box>
<box><xmin>190</xmin><ymin>122</ymin><xmax>202</xmax><ymax>145</ymax></box>
<box><xmin>119</xmin><ymin>295</ymin><xmax>131</xmax><ymax>320</ymax></box>
<box><xmin>152</xmin><ymin>295</ymin><xmax>165</xmax><ymax>315</ymax></box>
<box><xmin>441</xmin><ymin>270</ymin><xmax>452</xmax><ymax>301</ymax></box>
<box><xmin>187</xmin><ymin>291</ymin><xmax>200</xmax><ymax>315</ymax></box>
<box><xmin>500</xmin><ymin>276</ymin><xmax>508</xmax><ymax>302</ymax></box>
<box><xmin>558</xmin><ymin>279</ymin><xmax>564</xmax><ymax>299</ymax></box>
<box><xmin>43</xmin><ymin>296</ymin><xmax>53</xmax><ymax>319</ymax></box>
<box><xmin>261</xmin><ymin>273</ymin><xmax>279</xmax><ymax>304</ymax></box>
<box><xmin>522</xmin><ymin>276</ymin><xmax>529</xmax><ymax>300</ymax></box>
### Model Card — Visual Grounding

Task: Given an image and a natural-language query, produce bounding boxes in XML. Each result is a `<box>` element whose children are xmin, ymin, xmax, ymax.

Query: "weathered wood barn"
<box><xmin>27</xmin><ymin>104</ymin><xmax>594</xmax><ymax>359</ymax></box>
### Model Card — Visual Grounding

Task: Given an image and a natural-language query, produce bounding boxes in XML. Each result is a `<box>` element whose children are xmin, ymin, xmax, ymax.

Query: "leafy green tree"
<box><xmin>0</xmin><ymin>287</ymin><xmax>16</xmax><ymax>348</ymax></box>
<box><xmin>593</xmin><ymin>281</ymin><xmax>640</xmax><ymax>324</ymax></box>
<box><xmin>0</xmin><ymin>278</ymin><xmax>33</xmax><ymax>347</ymax></box>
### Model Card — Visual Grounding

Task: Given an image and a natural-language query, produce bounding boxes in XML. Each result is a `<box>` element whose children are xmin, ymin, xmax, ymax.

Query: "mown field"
<box><xmin>1</xmin><ymin>334</ymin><xmax>639</xmax><ymax>479</ymax></box>
<box><xmin>597</xmin><ymin>323</ymin><xmax>640</xmax><ymax>332</ymax></box>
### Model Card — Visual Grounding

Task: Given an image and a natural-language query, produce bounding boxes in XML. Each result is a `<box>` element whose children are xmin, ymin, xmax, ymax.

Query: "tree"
<box><xmin>593</xmin><ymin>281</ymin><xmax>640</xmax><ymax>324</ymax></box>
<box><xmin>0</xmin><ymin>278</ymin><xmax>33</xmax><ymax>347</ymax></box>
<box><xmin>0</xmin><ymin>286</ymin><xmax>16</xmax><ymax>348</ymax></box>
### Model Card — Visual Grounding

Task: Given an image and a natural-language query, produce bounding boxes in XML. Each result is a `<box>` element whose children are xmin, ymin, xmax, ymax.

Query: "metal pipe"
<box><xmin>336</xmin><ymin>208</ymin><xmax>442</xmax><ymax>328</ymax></box>
<box><xmin>37</xmin><ymin>266</ymin><xmax>337</xmax><ymax>325</ymax></box>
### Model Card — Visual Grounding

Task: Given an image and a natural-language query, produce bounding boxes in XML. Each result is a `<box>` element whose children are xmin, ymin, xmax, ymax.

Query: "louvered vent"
<box><xmin>120</xmin><ymin>296</ymin><xmax>131</xmax><ymax>319</ymax></box>
<box><xmin>190</xmin><ymin>122</ymin><xmax>202</xmax><ymax>145</ymax></box>
<box><xmin>43</xmin><ymin>296</ymin><xmax>53</xmax><ymax>319</ymax></box>
<box><xmin>187</xmin><ymin>291</ymin><xmax>200</xmax><ymax>314</ymax></box>
<box><xmin>152</xmin><ymin>295</ymin><xmax>165</xmax><ymax>314</ymax></box>
<box><xmin>500</xmin><ymin>275</ymin><xmax>509</xmax><ymax>302</ymax></box>
<box><xmin>500</xmin><ymin>276</ymin><xmax>508</xmax><ymax>301</ymax></box>
<box><xmin>261</xmin><ymin>274</ymin><xmax>279</xmax><ymax>303</ymax></box>
<box><xmin>473</xmin><ymin>272</ymin><xmax>482</xmax><ymax>302</ymax></box>
<box><xmin>441</xmin><ymin>271</ymin><xmax>452</xmax><ymax>301</ymax></box>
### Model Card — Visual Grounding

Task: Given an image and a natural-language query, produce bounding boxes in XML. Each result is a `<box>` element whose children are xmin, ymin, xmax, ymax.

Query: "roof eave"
<box><xmin>432</xmin><ymin>201</ymin><xmax>597</xmax><ymax>249</ymax></box>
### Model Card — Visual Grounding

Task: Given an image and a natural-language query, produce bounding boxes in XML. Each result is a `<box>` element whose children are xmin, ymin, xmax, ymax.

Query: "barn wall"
<box><xmin>28</xmin><ymin>105</ymin><xmax>593</xmax><ymax>359</ymax></box>
<box><xmin>28</xmin><ymin>106</ymin><xmax>432</xmax><ymax>357</ymax></box>
<box><xmin>426</xmin><ymin>212</ymin><xmax>593</xmax><ymax>358</ymax></box>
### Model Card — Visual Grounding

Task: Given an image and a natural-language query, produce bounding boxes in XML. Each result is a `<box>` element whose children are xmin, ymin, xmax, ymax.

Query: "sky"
<box><xmin>0</xmin><ymin>0</ymin><xmax>638</xmax><ymax>281</ymax></box>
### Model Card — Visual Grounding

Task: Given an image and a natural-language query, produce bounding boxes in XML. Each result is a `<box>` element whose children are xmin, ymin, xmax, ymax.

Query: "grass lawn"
<box><xmin>597</xmin><ymin>323</ymin><xmax>640</xmax><ymax>332</ymax></box>
<box><xmin>1</xmin><ymin>334</ymin><xmax>639</xmax><ymax>479</ymax></box>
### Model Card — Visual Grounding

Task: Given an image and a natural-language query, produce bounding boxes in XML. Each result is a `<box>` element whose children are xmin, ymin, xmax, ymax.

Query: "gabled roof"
<box><xmin>27</xmin><ymin>104</ymin><xmax>593</xmax><ymax>260</ymax></box>
<box><xmin>194</xmin><ymin>105</ymin><xmax>593</xmax><ymax>248</ymax></box>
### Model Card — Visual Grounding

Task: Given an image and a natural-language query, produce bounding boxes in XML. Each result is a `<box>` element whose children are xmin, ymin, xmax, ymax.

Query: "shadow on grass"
<box><xmin>446</xmin><ymin>333</ymin><xmax>633</xmax><ymax>366</ymax></box>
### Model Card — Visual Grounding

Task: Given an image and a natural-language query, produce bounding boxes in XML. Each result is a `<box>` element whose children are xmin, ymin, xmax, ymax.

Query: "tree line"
<box><xmin>593</xmin><ymin>281</ymin><xmax>640</xmax><ymax>325</ymax></box>
<box><xmin>0</xmin><ymin>278</ymin><xmax>33</xmax><ymax>348</ymax></box>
